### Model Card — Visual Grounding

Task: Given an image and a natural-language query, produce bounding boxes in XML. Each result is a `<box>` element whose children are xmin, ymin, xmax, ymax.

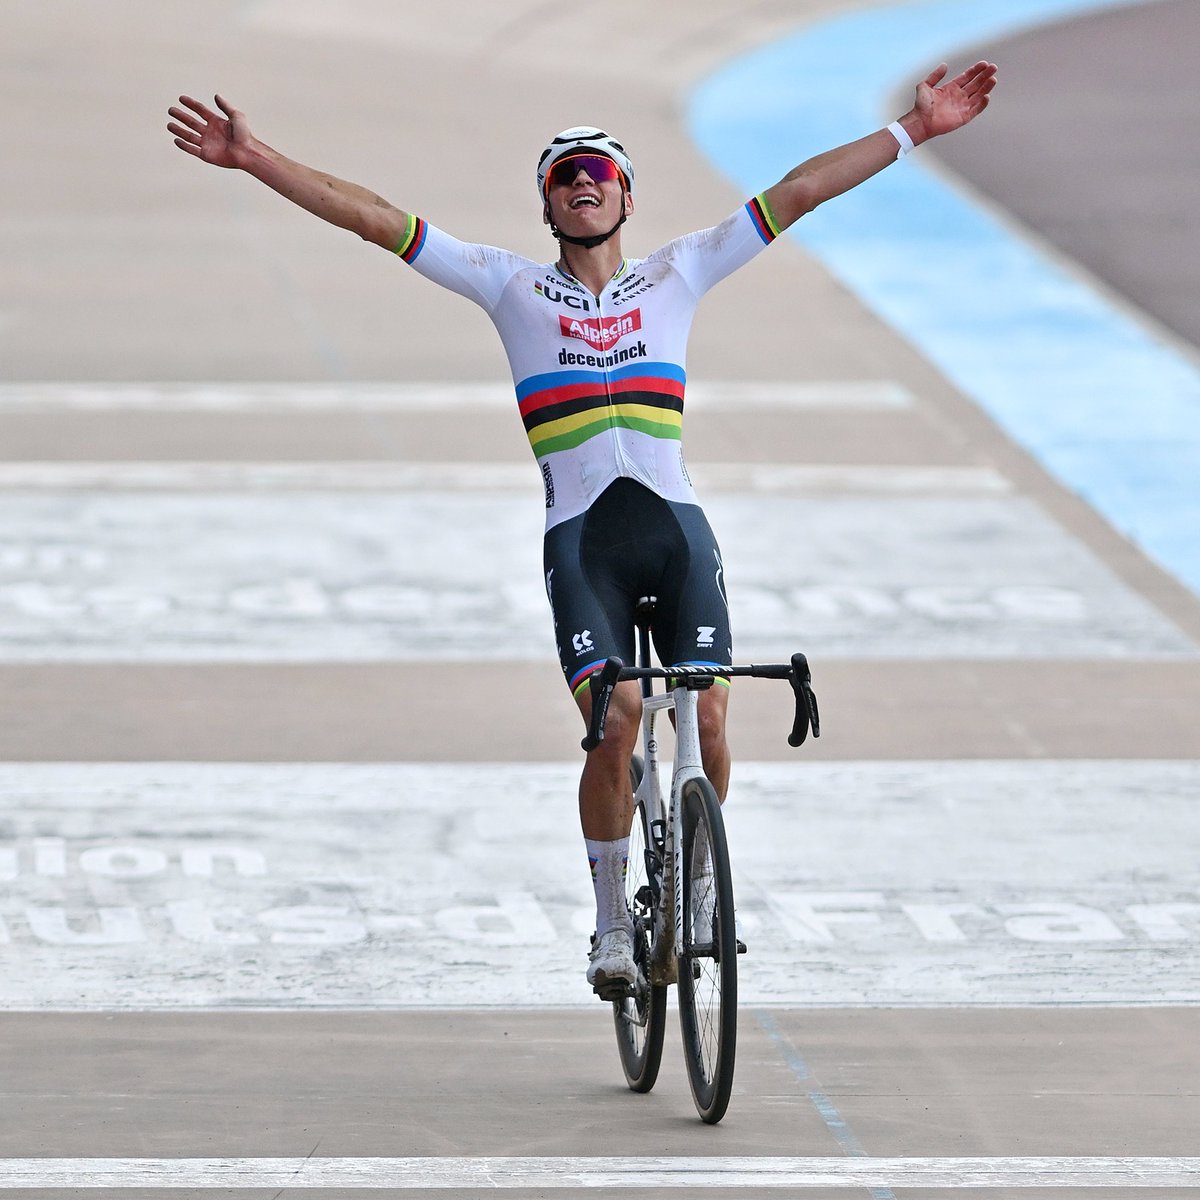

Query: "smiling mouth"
<box><xmin>569</xmin><ymin>194</ymin><xmax>602</xmax><ymax>209</ymax></box>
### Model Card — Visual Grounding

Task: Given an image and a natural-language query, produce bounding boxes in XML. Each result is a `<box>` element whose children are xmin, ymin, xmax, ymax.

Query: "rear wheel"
<box><xmin>613</xmin><ymin>755</ymin><xmax>666</xmax><ymax>1092</ymax></box>
<box><xmin>676</xmin><ymin>775</ymin><xmax>738</xmax><ymax>1123</ymax></box>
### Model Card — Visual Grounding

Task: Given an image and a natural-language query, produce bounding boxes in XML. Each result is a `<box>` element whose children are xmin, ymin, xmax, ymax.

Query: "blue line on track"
<box><xmin>755</xmin><ymin>1010</ymin><xmax>898</xmax><ymax>1200</ymax></box>
<box><xmin>688</xmin><ymin>0</ymin><xmax>1200</xmax><ymax>600</ymax></box>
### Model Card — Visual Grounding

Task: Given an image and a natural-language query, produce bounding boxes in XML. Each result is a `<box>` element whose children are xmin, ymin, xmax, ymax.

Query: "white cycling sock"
<box><xmin>586</xmin><ymin>836</ymin><xmax>633</xmax><ymax>937</ymax></box>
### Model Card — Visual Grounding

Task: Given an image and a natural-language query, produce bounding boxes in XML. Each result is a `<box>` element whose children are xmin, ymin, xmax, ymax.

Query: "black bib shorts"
<box><xmin>542</xmin><ymin>477</ymin><xmax>733</xmax><ymax>697</ymax></box>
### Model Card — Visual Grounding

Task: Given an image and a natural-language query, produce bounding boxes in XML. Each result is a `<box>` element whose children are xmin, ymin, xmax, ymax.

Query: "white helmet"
<box><xmin>536</xmin><ymin>127</ymin><xmax>634</xmax><ymax>202</ymax></box>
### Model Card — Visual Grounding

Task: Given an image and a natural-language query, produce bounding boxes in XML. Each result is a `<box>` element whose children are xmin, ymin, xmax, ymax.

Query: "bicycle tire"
<box><xmin>676</xmin><ymin>775</ymin><xmax>738</xmax><ymax>1123</ymax></box>
<box><xmin>613</xmin><ymin>755</ymin><xmax>667</xmax><ymax>1093</ymax></box>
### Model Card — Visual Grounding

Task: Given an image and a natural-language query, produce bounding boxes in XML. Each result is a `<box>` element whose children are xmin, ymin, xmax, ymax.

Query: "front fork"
<box><xmin>647</xmin><ymin>812</ymin><xmax>677</xmax><ymax>987</ymax></box>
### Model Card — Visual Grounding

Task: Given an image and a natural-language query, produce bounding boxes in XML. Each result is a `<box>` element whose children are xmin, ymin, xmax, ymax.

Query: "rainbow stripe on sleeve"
<box><xmin>393</xmin><ymin>213</ymin><xmax>428</xmax><ymax>263</ymax></box>
<box><xmin>745</xmin><ymin>193</ymin><xmax>781</xmax><ymax>245</ymax></box>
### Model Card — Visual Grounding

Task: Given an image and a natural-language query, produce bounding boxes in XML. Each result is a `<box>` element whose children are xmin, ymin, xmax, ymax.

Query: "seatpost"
<box><xmin>634</xmin><ymin>596</ymin><xmax>656</xmax><ymax>697</ymax></box>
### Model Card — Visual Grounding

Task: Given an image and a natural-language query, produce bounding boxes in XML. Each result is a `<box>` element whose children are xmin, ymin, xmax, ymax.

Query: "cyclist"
<box><xmin>167</xmin><ymin>59</ymin><xmax>997</xmax><ymax>995</ymax></box>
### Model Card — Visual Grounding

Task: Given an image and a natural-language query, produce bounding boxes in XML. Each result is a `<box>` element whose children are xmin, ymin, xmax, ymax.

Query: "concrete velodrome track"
<box><xmin>1</xmin><ymin>1</ymin><xmax>1199</xmax><ymax>1196</ymax></box>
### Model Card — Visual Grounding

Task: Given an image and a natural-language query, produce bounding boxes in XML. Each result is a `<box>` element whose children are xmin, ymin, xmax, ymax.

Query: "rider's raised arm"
<box><xmin>167</xmin><ymin>94</ymin><xmax>410</xmax><ymax>252</ymax></box>
<box><xmin>759</xmin><ymin>60</ymin><xmax>997</xmax><ymax>232</ymax></box>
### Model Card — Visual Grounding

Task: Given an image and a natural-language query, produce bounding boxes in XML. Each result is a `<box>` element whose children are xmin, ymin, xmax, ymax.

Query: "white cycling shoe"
<box><xmin>587</xmin><ymin>927</ymin><xmax>637</xmax><ymax>998</ymax></box>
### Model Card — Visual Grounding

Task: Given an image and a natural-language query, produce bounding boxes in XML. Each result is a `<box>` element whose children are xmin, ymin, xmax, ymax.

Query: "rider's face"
<box><xmin>545</xmin><ymin>163</ymin><xmax>632</xmax><ymax>232</ymax></box>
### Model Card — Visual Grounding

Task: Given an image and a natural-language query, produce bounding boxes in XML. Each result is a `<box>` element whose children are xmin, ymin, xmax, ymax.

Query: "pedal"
<box><xmin>737</xmin><ymin>939</ymin><xmax>748</xmax><ymax>955</ymax></box>
<box><xmin>593</xmin><ymin>979</ymin><xmax>635</xmax><ymax>1002</ymax></box>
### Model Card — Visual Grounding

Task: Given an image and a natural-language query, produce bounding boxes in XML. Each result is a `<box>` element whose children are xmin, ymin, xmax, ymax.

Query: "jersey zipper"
<box><xmin>558</xmin><ymin>260</ymin><xmax>632</xmax><ymax>479</ymax></box>
<box><xmin>596</xmin><ymin>262</ymin><xmax>631</xmax><ymax>477</ymax></box>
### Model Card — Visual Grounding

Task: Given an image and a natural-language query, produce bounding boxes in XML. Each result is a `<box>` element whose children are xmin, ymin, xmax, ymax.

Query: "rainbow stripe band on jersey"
<box><xmin>517</xmin><ymin>362</ymin><xmax>686</xmax><ymax>458</ymax></box>
<box><xmin>745</xmin><ymin>193</ymin><xmax>781</xmax><ymax>245</ymax></box>
<box><xmin>393</xmin><ymin>214</ymin><xmax>428</xmax><ymax>263</ymax></box>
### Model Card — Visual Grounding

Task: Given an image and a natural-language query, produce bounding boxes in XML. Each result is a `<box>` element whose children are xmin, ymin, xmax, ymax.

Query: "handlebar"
<box><xmin>581</xmin><ymin>653</ymin><xmax>820</xmax><ymax>752</ymax></box>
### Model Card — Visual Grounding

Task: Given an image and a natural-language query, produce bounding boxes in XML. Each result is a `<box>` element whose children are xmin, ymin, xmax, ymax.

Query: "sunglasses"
<box><xmin>545</xmin><ymin>153</ymin><xmax>624</xmax><ymax>194</ymax></box>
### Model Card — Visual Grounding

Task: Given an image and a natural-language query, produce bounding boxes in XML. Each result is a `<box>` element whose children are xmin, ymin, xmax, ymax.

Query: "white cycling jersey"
<box><xmin>394</xmin><ymin>196</ymin><xmax>782</xmax><ymax>530</ymax></box>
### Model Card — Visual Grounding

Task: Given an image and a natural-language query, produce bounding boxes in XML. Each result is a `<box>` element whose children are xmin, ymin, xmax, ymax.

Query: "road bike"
<box><xmin>582</xmin><ymin>599</ymin><xmax>819</xmax><ymax>1124</ymax></box>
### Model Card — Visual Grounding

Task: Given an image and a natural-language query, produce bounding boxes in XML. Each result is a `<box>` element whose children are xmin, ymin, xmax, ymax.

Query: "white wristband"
<box><xmin>887</xmin><ymin>120</ymin><xmax>915</xmax><ymax>159</ymax></box>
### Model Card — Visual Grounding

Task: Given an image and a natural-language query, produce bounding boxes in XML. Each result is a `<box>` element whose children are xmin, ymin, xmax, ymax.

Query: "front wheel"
<box><xmin>676</xmin><ymin>776</ymin><xmax>738</xmax><ymax>1123</ymax></box>
<box><xmin>613</xmin><ymin>756</ymin><xmax>667</xmax><ymax>1092</ymax></box>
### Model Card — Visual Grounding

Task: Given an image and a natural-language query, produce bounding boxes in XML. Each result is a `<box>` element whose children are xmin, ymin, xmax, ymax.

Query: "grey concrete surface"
<box><xmin>5</xmin><ymin>1008</ymin><xmax>1199</xmax><ymax>1154</ymax></box>
<box><xmin>3</xmin><ymin>1010</ymin><xmax>1198</xmax><ymax>1196</ymax></box>
<box><xmin>2</xmin><ymin>0</ymin><xmax>1199</xmax><ymax>1191</ymax></box>
<box><xmin>0</xmin><ymin>658</ymin><xmax>1197</xmax><ymax>761</ymax></box>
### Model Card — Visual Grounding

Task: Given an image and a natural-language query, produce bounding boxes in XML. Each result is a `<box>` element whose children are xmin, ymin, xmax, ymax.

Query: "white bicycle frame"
<box><xmin>585</xmin><ymin>634</ymin><xmax>815</xmax><ymax>992</ymax></box>
<box><xmin>633</xmin><ymin>681</ymin><xmax>712</xmax><ymax>984</ymax></box>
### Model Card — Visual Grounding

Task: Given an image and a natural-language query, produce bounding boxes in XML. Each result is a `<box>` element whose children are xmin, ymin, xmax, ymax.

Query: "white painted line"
<box><xmin>687</xmin><ymin>380</ymin><xmax>914</xmax><ymax>410</ymax></box>
<box><xmin>2</xmin><ymin>761</ymin><xmax>1198</xmax><ymax>1009</ymax></box>
<box><xmin>0</xmin><ymin>460</ymin><xmax>1005</xmax><ymax>494</ymax></box>
<box><xmin>0</xmin><ymin>380</ymin><xmax>912</xmax><ymax>412</ymax></box>
<box><xmin>0</xmin><ymin>460</ymin><xmax>534</xmax><ymax>492</ymax></box>
<box><xmin>693</xmin><ymin>463</ymin><xmax>1008</xmax><ymax>493</ymax></box>
<box><xmin>0</xmin><ymin>382</ymin><xmax>514</xmax><ymax>412</ymax></box>
<box><xmin>0</xmin><ymin>1155</ymin><xmax>1197</xmax><ymax>1189</ymax></box>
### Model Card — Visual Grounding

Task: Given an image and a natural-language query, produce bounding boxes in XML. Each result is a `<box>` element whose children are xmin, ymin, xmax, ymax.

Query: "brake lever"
<box><xmin>787</xmin><ymin>652</ymin><xmax>820</xmax><ymax>746</ymax></box>
<box><xmin>581</xmin><ymin>657</ymin><xmax>625</xmax><ymax>752</ymax></box>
